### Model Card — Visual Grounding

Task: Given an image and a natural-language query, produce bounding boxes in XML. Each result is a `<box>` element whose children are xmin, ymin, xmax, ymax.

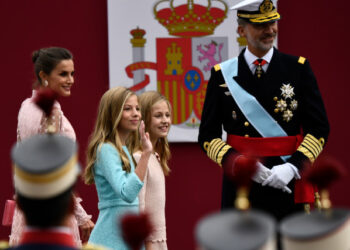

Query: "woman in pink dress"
<box><xmin>9</xmin><ymin>47</ymin><xmax>94</xmax><ymax>247</ymax></box>
<box><xmin>132</xmin><ymin>91</ymin><xmax>171</xmax><ymax>250</ymax></box>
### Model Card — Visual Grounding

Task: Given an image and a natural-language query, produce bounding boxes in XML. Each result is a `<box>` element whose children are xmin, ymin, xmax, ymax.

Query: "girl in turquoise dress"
<box><xmin>84</xmin><ymin>87</ymin><xmax>152</xmax><ymax>250</ymax></box>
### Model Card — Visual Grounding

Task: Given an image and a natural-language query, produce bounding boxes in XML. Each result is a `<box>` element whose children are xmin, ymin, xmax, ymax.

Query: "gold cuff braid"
<box><xmin>205</xmin><ymin>138</ymin><xmax>232</xmax><ymax>166</ymax></box>
<box><xmin>297</xmin><ymin>134</ymin><xmax>324</xmax><ymax>162</ymax></box>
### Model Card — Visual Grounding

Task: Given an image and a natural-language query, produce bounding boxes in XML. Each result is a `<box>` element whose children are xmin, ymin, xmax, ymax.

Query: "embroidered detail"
<box><xmin>297</xmin><ymin>134</ymin><xmax>324</xmax><ymax>162</ymax></box>
<box><xmin>224</xmin><ymin>91</ymin><xmax>231</xmax><ymax>96</ymax></box>
<box><xmin>210</xmin><ymin>140</ymin><xmax>225</xmax><ymax>161</ymax></box>
<box><xmin>298</xmin><ymin>56</ymin><xmax>306</xmax><ymax>64</ymax></box>
<box><xmin>259</xmin><ymin>0</ymin><xmax>274</xmax><ymax>14</ymax></box>
<box><xmin>298</xmin><ymin>147</ymin><xmax>315</xmax><ymax>162</ymax></box>
<box><xmin>219</xmin><ymin>83</ymin><xmax>228</xmax><ymax>88</ymax></box>
<box><xmin>217</xmin><ymin>145</ymin><xmax>231</xmax><ymax>166</ymax></box>
<box><xmin>207</xmin><ymin>138</ymin><xmax>232</xmax><ymax>166</ymax></box>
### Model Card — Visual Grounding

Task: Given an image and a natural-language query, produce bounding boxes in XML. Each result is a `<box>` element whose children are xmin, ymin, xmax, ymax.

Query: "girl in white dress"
<box><xmin>132</xmin><ymin>91</ymin><xmax>171</xmax><ymax>250</ymax></box>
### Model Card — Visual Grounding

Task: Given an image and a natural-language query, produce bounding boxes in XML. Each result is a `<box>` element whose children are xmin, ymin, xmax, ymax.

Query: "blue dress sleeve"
<box><xmin>96</xmin><ymin>143</ymin><xmax>143</xmax><ymax>203</ymax></box>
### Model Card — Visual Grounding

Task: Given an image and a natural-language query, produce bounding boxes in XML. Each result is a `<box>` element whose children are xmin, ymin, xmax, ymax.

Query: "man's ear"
<box><xmin>237</xmin><ymin>25</ymin><xmax>246</xmax><ymax>37</ymax></box>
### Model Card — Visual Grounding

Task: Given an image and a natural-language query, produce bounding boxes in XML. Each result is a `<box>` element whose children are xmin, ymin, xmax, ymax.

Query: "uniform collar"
<box><xmin>20</xmin><ymin>226</ymin><xmax>75</xmax><ymax>247</ymax></box>
<box><xmin>244</xmin><ymin>47</ymin><xmax>274</xmax><ymax>73</ymax></box>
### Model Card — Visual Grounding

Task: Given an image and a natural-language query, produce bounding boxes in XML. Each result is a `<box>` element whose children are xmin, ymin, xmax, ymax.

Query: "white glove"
<box><xmin>252</xmin><ymin>162</ymin><xmax>272</xmax><ymax>184</ymax></box>
<box><xmin>262</xmin><ymin>163</ymin><xmax>300</xmax><ymax>193</ymax></box>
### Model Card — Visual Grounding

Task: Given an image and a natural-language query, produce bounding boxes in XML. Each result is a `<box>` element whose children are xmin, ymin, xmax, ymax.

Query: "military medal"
<box><xmin>274</xmin><ymin>83</ymin><xmax>297</xmax><ymax>122</ymax></box>
<box><xmin>280</xmin><ymin>84</ymin><xmax>294</xmax><ymax>99</ymax></box>
<box><xmin>283</xmin><ymin>109</ymin><xmax>293</xmax><ymax>122</ymax></box>
<box><xmin>276</xmin><ymin>99</ymin><xmax>287</xmax><ymax>112</ymax></box>
<box><xmin>290</xmin><ymin>99</ymin><xmax>298</xmax><ymax>110</ymax></box>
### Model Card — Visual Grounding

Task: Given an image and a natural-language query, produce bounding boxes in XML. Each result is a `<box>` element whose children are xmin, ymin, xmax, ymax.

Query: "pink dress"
<box><xmin>9</xmin><ymin>90</ymin><xmax>92</xmax><ymax>247</ymax></box>
<box><xmin>133</xmin><ymin>151</ymin><xmax>168</xmax><ymax>250</ymax></box>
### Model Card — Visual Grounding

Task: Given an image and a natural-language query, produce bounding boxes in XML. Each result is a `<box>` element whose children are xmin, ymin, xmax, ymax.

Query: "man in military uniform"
<box><xmin>8</xmin><ymin>134</ymin><xmax>81</xmax><ymax>250</ymax></box>
<box><xmin>198</xmin><ymin>0</ymin><xmax>329</xmax><ymax>221</ymax></box>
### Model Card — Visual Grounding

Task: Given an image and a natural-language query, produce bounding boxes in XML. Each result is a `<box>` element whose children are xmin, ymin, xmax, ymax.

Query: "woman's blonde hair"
<box><xmin>84</xmin><ymin>86</ymin><xmax>137</xmax><ymax>185</ymax></box>
<box><xmin>132</xmin><ymin>91</ymin><xmax>171</xmax><ymax>175</ymax></box>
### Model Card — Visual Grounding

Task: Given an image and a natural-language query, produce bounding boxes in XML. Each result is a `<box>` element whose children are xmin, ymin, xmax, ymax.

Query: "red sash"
<box><xmin>227</xmin><ymin>134</ymin><xmax>315</xmax><ymax>204</ymax></box>
<box><xmin>227</xmin><ymin>134</ymin><xmax>304</xmax><ymax>157</ymax></box>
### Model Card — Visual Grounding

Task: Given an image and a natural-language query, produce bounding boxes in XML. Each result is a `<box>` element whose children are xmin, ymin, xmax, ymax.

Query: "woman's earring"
<box><xmin>43</xmin><ymin>80</ymin><xmax>48</xmax><ymax>87</ymax></box>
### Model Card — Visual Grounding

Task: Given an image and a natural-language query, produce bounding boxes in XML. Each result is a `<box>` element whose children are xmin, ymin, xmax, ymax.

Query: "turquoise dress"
<box><xmin>88</xmin><ymin>143</ymin><xmax>143</xmax><ymax>250</ymax></box>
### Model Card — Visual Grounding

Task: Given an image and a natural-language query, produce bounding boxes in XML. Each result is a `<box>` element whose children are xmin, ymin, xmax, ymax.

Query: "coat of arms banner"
<box><xmin>108</xmin><ymin>0</ymin><xmax>242</xmax><ymax>142</ymax></box>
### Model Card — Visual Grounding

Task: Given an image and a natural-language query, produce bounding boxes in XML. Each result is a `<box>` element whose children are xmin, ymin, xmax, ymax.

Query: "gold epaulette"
<box><xmin>298</xmin><ymin>56</ymin><xmax>306</xmax><ymax>64</ymax></box>
<box><xmin>203</xmin><ymin>138</ymin><xmax>231</xmax><ymax>166</ymax></box>
<box><xmin>82</xmin><ymin>243</ymin><xmax>109</xmax><ymax>250</ymax></box>
<box><xmin>214</xmin><ymin>64</ymin><xmax>221</xmax><ymax>71</ymax></box>
<box><xmin>296</xmin><ymin>134</ymin><xmax>324</xmax><ymax>162</ymax></box>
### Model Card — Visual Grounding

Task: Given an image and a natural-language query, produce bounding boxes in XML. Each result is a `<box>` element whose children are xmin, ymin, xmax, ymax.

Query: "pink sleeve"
<box><xmin>73</xmin><ymin>196</ymin><xmax>92</xmax><ymax>226</ymax></box>
<box><xmin>60</xmin><ymin>111</ymin><xmax>76</xmax><ymax>141</ymax></box>
<box><xmin>139</xmin><ymin>171</ymin><xmax>148</xmax><ymax>212</ymax></box>
<box><xmin>17</xmin><ymin>99</ymin><xmax>43</xmax><ymax>141</ymax></box>
<box><xmin>9</xmin><ymin>206</ymin><xmax>25</xmax><ymax>246</ymax></box>
<box><xmin>17</xmin><ymin>97</ymin><xmax>76</xmax><ymax>141</ymax></box>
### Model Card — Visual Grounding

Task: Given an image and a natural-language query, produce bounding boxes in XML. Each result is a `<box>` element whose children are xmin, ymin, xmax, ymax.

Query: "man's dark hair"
<box><xmin>16</xmin><ymin>187</ymin><xmax>74</xmax><ymax>228</ymax></box>
<box><xmin>237</xmin><ymin>18</ymin><xmax>249</xmax><ymax>26</ymax></box>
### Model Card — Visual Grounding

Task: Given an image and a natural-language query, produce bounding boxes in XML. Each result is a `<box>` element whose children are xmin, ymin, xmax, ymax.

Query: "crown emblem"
<box><xmin>153</xmin><ymin>0</ymin><xmax>228</xmax><ymax>38</ymax></box>
<box><xmin>130</xmin><ymin>26</ymin><xmax>146</xmax><ymax>39</ymax></box>
<box><xmin>259</xmin><ymin>0</ymin><xmax>274</xmax><ymax>14</ymax></box>
<box><xmin>130</xmin><ymin>27</ymin><xmax>146</xmax><ymax>47</ymax></box>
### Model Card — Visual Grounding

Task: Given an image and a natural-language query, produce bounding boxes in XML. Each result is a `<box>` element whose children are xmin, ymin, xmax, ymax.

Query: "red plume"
<box><xmin>120</xmin><ymin>212</ymin><xmax>153</xmax><ymax>250</ymax></box>
<box><xmin>223</xmin><ymin>153</ymin><xmax>258</xmax><ymax>188</ymax></box>
<box><xmin>303</xmin><ymin>154</ymin><xmax>346</xmax><ymax>189</ymax></box>
<box><xmin>34</xmin><ymin>88</ymin><xmax>58</xmax><ymax>117</ymax></box>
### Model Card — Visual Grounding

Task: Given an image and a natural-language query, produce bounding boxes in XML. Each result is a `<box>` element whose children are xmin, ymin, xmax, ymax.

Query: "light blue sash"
<box><xmin>220</xmin><ymin>57</ymin><xmax>290</xmax><ymax>160</ymax></box>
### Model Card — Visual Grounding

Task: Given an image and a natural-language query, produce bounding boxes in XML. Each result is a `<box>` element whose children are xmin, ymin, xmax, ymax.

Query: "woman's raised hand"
<box><xmin>139</xmin><ymin>120</ymin><xmax>152</xmax><ymax>154</ymax></box>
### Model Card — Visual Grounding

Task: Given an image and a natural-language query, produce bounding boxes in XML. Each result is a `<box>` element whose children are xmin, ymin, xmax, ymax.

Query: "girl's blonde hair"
<box><xmin>132</xmin><ymin>91</ymin><xmax>171</xmax><ymax>175</ymax></box>
<box><xmin>84</xmin><ymin>86</ymin><xmax>137</xmax><ymax>185</ymax></box>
